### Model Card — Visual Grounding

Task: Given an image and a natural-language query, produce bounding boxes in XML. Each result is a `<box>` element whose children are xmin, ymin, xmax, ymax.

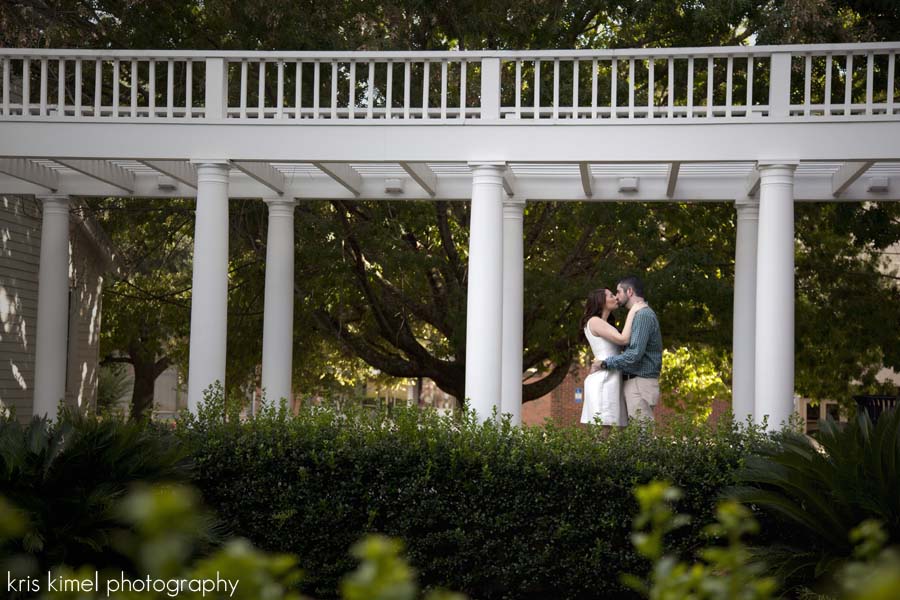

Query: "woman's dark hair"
<box><xmin>580</xmin><ymin>288</ymin><xmax>616</xmax><ymax>329</ymax></box>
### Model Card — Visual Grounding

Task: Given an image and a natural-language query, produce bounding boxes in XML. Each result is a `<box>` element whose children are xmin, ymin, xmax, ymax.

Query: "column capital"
<box><xmin>467</xmin><ymin>161</ymin><xmax>507</xmax><ymax>169</ymax></box>
<box><xmin>734</xmin><ymin>196</ymin><xmax>760</xmax><ymax>217</ymax></box>
<box><xmin>36</xmin><ymin>195</ymin><xmax>70</xmax><ymax>215</ymax></box>
<box><xmin>263</xmin><ymin>197</ymin><xmax>297</xmax><ymax>217</ymax></box>
<box><xmin>756</xmin><ymin>160</ymin><xmax>799</xmax><ymax>171</ymax></box>
<box><xmin>189</xmin><ymin>158</ymin><xmax>230</xmax><ymax>166</ymax></box>
<box><xmin>502</xmin><ymin>198</ymin><xmax>525</xmax><ymax>220</ymax></box>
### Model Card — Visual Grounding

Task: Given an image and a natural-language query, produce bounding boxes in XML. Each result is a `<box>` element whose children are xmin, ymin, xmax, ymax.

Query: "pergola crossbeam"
<box><xmin>503</xmin><ymin>169</ymin><xmax>516</xmax><ymax>197</ymax></box>
<box><xmin>832</xmin><ymin>161</ymin><xmax>875</xmax><ymax>197</ymax></box>
<box><xmin>313</xmin><ymin>162</ymin><xmax>362</xmax><ymax>197</ymax></box>
<box><xmin>666</xmin><ymin>161</ymin><xmax>681</xmax><ymax>198</ymax></box>
<box><xmin>399</xmin><ymin>162</ymin><xmax>437</xmax><ymax>197</ymax></box>
<box><xmin>140</xmin><ymin>160</ymin><xmax>198</xmax><ymax>188</ymax></box>
<box><xmin>56</xmin><ymin>159</ymin><xmax>134</xmax><ymax>192</ymax></box>
<box><xmin>745</xmin><ymin>167</ymin><xmax>761</xmax><ymax>197</ymax></box>
<box><xmin>231</xmin><ymin>160</ymin><xmax>285</xmax><ymax>195</ymax></box>
<box><xmin>579</xmin><ymin>162</ymin><xmax>593</xmax><ymax>197</ymax></box>
<box><xmin>0</xmin><ymin>158</ymin><xmax>59</xmax><ymax>191</ymax></box>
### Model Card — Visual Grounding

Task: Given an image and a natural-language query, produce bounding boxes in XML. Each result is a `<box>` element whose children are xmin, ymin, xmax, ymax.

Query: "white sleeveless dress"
<box><xmin>580</xmin><ymin>323</ymin><xmax>626</xmax><ymax>426</ymax></box>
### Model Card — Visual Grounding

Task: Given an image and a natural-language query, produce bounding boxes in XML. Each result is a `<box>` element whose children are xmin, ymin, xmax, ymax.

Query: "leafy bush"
<box><xmin>730</xmin><ymin>405</ymin><xmax>900</xmax><ymax>593</ymax></box>
<box><xmin>0</xmin><ymin>410</ymin><xmax>191</xmax><ymax>572</ymax></box>
<box><xmin>178</xmin><ymin>394</ymin><xmax>771</xmax><ymax>599</ymax></box>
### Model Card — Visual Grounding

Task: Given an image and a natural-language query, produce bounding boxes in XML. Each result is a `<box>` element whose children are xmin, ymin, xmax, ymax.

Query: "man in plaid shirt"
<box><xmin>592</xmin><ymin>276</ymin><xmax>663</xmax><ymax>422</ymax></box>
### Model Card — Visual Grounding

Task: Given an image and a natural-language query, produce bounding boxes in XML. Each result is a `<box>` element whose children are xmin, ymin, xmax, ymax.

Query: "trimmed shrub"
<box><xmin>178</xmin><ymin>398</ymin><xmax>770</xmax><ymax>600</ymax></box>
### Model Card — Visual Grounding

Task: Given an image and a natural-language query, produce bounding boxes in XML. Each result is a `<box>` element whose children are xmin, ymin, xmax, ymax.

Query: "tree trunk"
<box><xmin>130</xmin><ymin>357</ymin><xmax>156</xmax><ymax>421</ymax></box>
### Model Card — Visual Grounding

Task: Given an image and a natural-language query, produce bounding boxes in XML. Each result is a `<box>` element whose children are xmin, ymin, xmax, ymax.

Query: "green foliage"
<box><xmin>660</xmin><ymin>346</ymin><xmax>731</xmax><ymax>422</ymax></box>
<box><xmin>0</xmin><ymin>410</ymin><xmax>191</xmax><ymax>572</ymax></box>
<box><xmin>729</xmin><ymin>405</ymin><xmax>900</xmax><ymax>593</ymax></box>
<box><xmin>96</xmin><ymin>363</ymin><xmax>132</xmax><ymax>416</ymax></box>
<box><xmin>623</xmin><ymin>481</ymin><xmax>777</xmax><ymax>600</ymax></box>
<box><xmin>179</xmin><ymin>390</ymin><xmax>772</xmax><ymax>599</ymax></box>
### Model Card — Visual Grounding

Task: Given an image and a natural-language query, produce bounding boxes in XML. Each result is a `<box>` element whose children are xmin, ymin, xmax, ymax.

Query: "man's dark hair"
<box><xmin>618</xmin><ymin>275</ymin><xmax>645</xmax><ymax>299</ymax></box>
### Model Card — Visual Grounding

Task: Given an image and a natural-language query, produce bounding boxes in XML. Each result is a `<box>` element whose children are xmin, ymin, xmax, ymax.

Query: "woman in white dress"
<box><xmin>579</xmin><ymin>288</ymin><xmax>646</xmax><ymax>428</ymax></box>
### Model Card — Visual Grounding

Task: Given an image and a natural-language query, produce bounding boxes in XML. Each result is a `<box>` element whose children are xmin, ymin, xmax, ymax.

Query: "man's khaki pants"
<box><xmin>624</xmin><ymin>377</ymin><xmax>660</xmax><ymax>422</ymax></box>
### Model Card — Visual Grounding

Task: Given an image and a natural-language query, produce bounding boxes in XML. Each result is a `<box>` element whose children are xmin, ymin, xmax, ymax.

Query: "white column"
<box><xmin>501</xmin><ymin>198</ymin><xmax>525</xmax><ymax>425</ymax></box>
<box><xmin>260</xmin><ymin>197</ymin><xmax>296</xmax><ymax>404</ymax></box>
<box><xmin>732</xmin><ymin>196</ymin><xmax>759</xmax><ymax>424</ymax></box>
<box><xmin>754</xmin><ymin>163</ymin><xmax>797</xmax><ymax>429</ymax></box>
<box><xmin>32</xmin><ymin>195</ymin><xmax>70</xmax><ymax>418</ymax></box>
<box><xmin>465</xmin><ymin>162</ymin><xmax>506</xmax><ymax>422</ymax></box>
<box><xmin>187</xmin><ymin>161</ymin><xmax>230</xmax><ymax>413</ymax></box>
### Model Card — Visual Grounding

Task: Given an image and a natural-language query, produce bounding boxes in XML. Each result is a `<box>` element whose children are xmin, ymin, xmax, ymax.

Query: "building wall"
<box><xmin>0</xmin><ymin>195</ymin><xmax>105</xmax><ymax>419</ymax></box>
<box><xmin>0</xmin><ymin>195</ymin><xmax>41</xmax><ymax>417</ymax></box>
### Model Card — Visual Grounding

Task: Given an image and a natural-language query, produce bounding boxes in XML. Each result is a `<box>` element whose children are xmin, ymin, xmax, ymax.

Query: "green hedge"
<box><xmin>178</xmin><ymin>400</ymin><xmax>771</xmax><ymax>600</ymax></box>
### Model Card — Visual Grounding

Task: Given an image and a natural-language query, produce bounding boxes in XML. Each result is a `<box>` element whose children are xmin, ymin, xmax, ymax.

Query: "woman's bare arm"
<box><xmin>588</xmin><ymin>302</ymin><xmax>647</xmax><ymax>345</ymax></box>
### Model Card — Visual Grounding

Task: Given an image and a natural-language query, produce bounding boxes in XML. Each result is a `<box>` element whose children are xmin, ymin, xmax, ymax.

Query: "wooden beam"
<box><xmin>55</xmin><ymin>159</ymin><xmax>134</xmax><ymax>192</ymax></box>
<box><xmin>832</xmin><ymin>161</ymin><xmax>875</xmax><ymax>196</ymax></box>
<box><xmin>0</xmin><ymin>158</ymin><xmax>59</xmax><ymax>191</ymax></box>
<box><xmin>399</xmin><ymin>162</ymin><xmax>436</xmax><ymax>197</ymax></box>
<box><xmin>665</xmin><ymin>161</ymin><xmax>681</xmax><ymax>198</ymax></box>
<box><xmin>579</xmin><ymin>162</ymin><xmax>593</xmax><ymax>197</ymax></box>
<box><xmin>231</xmin><ymin>160</ymin><xmax>285</xmax><ymax>195</ymax></box>
<box><xmin>140</xmin><ymin>160</ymin><xmax>197</xmax><ymax>188</ymax></box>
<box><xmin>313</xmin><ymin>162</ymin><xmax>361</xmax><ymax>197</ymax></box>
<box><xmin>502</xmin><ymin>168</ymin><xmax>516</xmax><ymax>197</ymax></box>
<box><xmin>745</xmin><ymin>167</ymin><xmax>760</xmax><ymax>197</ymax></box>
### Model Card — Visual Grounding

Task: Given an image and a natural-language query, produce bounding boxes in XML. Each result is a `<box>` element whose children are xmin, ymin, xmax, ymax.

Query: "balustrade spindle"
<box><xmin>441</xmin><ymin>61</ymin><xmax>447</xmax><ymax>119</ymax></box>
<box><xmin>130</xmin><ymin>59</ymin><xmax>137</xmax><ymax>117</ymax></box>
<box><xmin>74</xmin><ymin>59</ymin><xmax>82</xmax><ymax>117</ymax></box>
<box><xmin>422</xmin><ymin>61</ymin><xmax>430</xmax><ymax>119</ymax></box>
<box><xmin>572</xmin><ymin>60</ymin><xmax>579</xmax><ymax>118</ymax></box>
<box><xmin>348</xmin><ymin>61</ymin><xmax>356</xmax><ymax>120</ymax></box>
<box><xmin>403</xmin><ymin>61</ymin><xmax>410</xmax><ymax>119</ymax></box>
<box><xmin>865</xmin><ymin>53</ymin><xmax>874</xmax><ymax>115</ymax></box>
<box><xmin>648</xmin><ymin>58</ymin><xmax>654</xmax><ymax>118</ymax></box>
<box><xmin>746</xmin><ymin>56</ymin><xmax>753</xmax><ymax>116</ymax></box>
<box><xmin>40</xmin><ymin>59</ymin><xmax>48</xmax><ymax>116</ymax></box>
<box><xmin>888</xmin><ymin>53</ymin><xmax>895</xmax><ymax>111</ymax></box>
<box><xmin>591</xmin><ymin>58</ymin><xmax>598</xmax><ymax>118</ymax></box>
<box><xmin>2</xmin><ymin>58</ymin><xmax>9</xmax><ymax>116</ymax></box>
<box><xmin>57</xmin><ymin>59</ymin><xmax>65</xmax><ymax>116</ymax></box>
<box><xmin>294</xmin><ymin>61</ymin><xmax>302</xmax><ymax>119</ymax></box>
<box><xmin>258</xmin><ymin>61</ymin><xmax>266</xmax><ymax>119</ymax></box>
<box><xmin>22</xmin><ymin>58</ymin><xmax>30</xmax><ymax>116</ymax></box>
<box><xmin>459</xmin><ymin>60</ymin><xmax>466</xmax><ymax>119</ymax></box>
<box><xmin>386</xmin><ymin>61</ymin><xmax>393</xmax><ymax>119</ymax></box>
<box><xmin>367</xmin><ymin>61</ymin><xmax>374</xmax><ymax>119</ymax></box>
<box><xmin>185</xmin><ymin>60</ymin><xmax>192</xmax><ymax>118</ymax></box>
<box><xmin>845</xmin><ymin>54</ymin><xmax>854</xmax><ymax>116</ymax></box>
<box><xmin>331</xmin><ymin>62</ymin><xmax>338</xmax><ymax>119</ymax></box>
<box><xmin>706</xmin><ymin>57</ymin><xmax>713</xmax><ymax>117</ymax></box>
<box><xmin>825</xmin><ymin>54</ymin><xmax>833</xmax><ymax>115</ymax></box>
<box><xmin>513</xmin><ymin>60</ymin><xmax>521</xmax><ymax>118</ymax></box>
<box><xmin>313</xmin><ymin>62</ymin><xmax>320</xmax><ymax>119</ymax></box>
<box><xmin>94</xmin><ymin>59</ymin><xmax>102</xmax><ymax>117</ymax></box>
<box><xmin>611</xmin><ymin>59</ymin><xmax>617</xmax><ymax>119</ymax></box>
<box><xmin>552</xmin><ymin>59</ymin><xmax>559</xmax><ymax>119</ymax></box>
<box><xmin>166</xmin><ymin>60</ymin><xmax>174</xmax><ymax>118</ymax></box>
<box><xmin>534</xmin><ymin>59</ymin><xmax>541</xmax><ymax>118</ymax></box>
<box><xmin>628</xmin><ymin>58</ymin><xmax>635</xmax><ymax>118</ymax></box>
<box><xmin>276</xmin><ymin>60</ymin><xmax>284</xmax><ymax>119</ymax></box>
<box><xmin>668</xmin><ymin>58</ymin><xmax>675</xmax><ymax>117</ymax></box>
<box><xmin>687</xmin><ymin>57</ymin><xmax>694</xmax><ymax>118</ymax></box>
<box><xmin>804</xmin><ymin>55</ymin><xmax>812</xmax><ymax>116</ymax></box>
<box><xmin>725</xmin><ymin>57</ymin><xmax>733</xmax><ymax>117</ymax></box>
<box><xmin>238</xmin><ymin>62</ymin><xmax>247</xmax><ymax>118</ymax></box>
<box><xmin>149</xmin><ymin>60</ymin><xmax>156</xmax><ymax>117</ymax></box>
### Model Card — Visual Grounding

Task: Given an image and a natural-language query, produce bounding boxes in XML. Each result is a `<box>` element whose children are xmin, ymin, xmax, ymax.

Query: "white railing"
<box><xmin>1</xmin><ymin>44</ymin><xmax>898</xmax><ymax>122</ymax></box>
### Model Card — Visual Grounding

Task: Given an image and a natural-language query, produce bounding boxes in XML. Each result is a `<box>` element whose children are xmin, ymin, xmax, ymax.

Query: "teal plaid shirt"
<box><xmin>604</xmin><ymin>307</ymin><xmax>662</xmax><ymax>378</ymax></box>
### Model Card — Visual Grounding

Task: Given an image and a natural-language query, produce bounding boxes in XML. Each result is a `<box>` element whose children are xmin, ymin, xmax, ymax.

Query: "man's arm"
<box><xmin>603</xmin><ymin>312</ymin><xmax>651</xmax><ymax>371</ymax></box>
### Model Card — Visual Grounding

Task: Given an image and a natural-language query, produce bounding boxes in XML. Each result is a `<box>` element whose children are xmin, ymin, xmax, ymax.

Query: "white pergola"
<box><xmin>2</xmin><ymin>43</ymin><xmax>899</xmax><ymax>427</ymax></box>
